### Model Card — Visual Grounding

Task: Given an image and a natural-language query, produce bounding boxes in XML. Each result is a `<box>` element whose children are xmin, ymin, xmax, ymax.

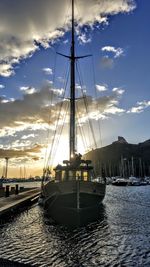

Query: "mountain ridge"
<box><xmin>83</xmin><ymin>137</ymin><xmax>150</xmax><ymax>177</ymax></box>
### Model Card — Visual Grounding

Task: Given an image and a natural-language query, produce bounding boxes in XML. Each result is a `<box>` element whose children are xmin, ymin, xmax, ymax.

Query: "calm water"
<box><xmin>3</xmin><ymin>181</ymin><xmax>41</xmax><ymax>188</ymax></box>
<box><xmin>0</xmin><ymin>185</ymin><xmax>150</xmax><ymax>267</ymax></box>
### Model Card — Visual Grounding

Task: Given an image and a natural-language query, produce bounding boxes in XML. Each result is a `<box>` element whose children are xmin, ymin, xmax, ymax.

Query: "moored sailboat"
<box><xmin>41</xmin><ymin>0</ymin><xmax>106</xmax><ymax>228</ymax></box>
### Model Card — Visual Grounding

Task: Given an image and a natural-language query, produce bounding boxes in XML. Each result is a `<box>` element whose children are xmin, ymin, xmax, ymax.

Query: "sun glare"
<box><xmin>41</xmin><ymin>134</ymin><xmax>86</xmax><ymax>168</ymax></box>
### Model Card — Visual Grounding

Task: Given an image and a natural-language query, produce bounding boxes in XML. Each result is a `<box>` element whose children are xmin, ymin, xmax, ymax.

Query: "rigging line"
<box><xmin>76</xmin><ymin>103</ymin><xmax>87</xmax><ymax>152</ymax></box>
<box><xmin>43</xmin><ymin>2</ymin><xmax>70</xmax><ymax>133</ymax></box>
<box><xmin>77</xmin><ymin>119</ymin><xmax>87</xmax><ymax>152</ymax></box>
<box><xmin>44</xmin><ymin>59</ymin><xmax>70</xmax><ymax>170</ymax></box>
<box><xmin>91</xmin><ymin>51</ymin><xmax>103</xmax><ymax>148</ymax></box>
<box><xmin>45</xmin><ymin>99</ymin><xmax>65</xmax><ymax>169</ymax></box>
<box><xmin>43</xmin><ymin>50</ymin><xmax>58</xmax><ymax>171</ymax></box>
<box><xmin>76</xmin><ymin>62</ymin><xmax>93</xmax><ymax>150</ymax></box>
<box><xmin>76</xmin><ymin>60</ymin><xmax>97</xmax><ymax>149</ymax></box>
<box><xmin>75</xmin><ymin>1</ymin><xmax>103</xmax><ymax>149</ymax></box>
<box><xmin>46</xmin><ymin>65</ymin><xmax>70</xmax><ymax>169</ymax></box>
<box><xmin>72</xmin><ymin>2</ymin><xmax>97</xmax><ymax>151</ymax></box>
<box><xmin>50</xmin><ymin>95</ymin><xmax>69</xmax><ymax>167</ymax></box>
<box><xmin>43</xmin><ymin>0</ymin><xmax>72</xmax><ymax>165</ymax></box>
<box><xmin>43</xmin><ymin>45</ymin><xmax>68</xmax><ymax>172</ymax></box>
<box><xmin>75</xmin><ymin>63</ymin><xmax>91</xmax><ymax>149</ymax></box>
<box><xmin>83</xmin><ymin>95</ymin><xmax>97</xmax><ymax>149</ymax></box>
<box><xmin>43</xmin><ymin>0</ymin><xmax>71</xmax><ymax>171</ymax></box>
<box><xmin>76</xmin><ymin>96</ymin><xmax>89</xmax><ymax>151</ymax></box>
<box><xmin>51</xmin><ymin>102</ymin><xmax>70</xmax><ymax>167</ymax></box>
<box><xmin>44</xmin><ymin>2</ymin><xmax>73</xmax><ymax>170</ymax></box>
<box><xmin>47</xmin><ymin>67</ymin><xmax>69</xmax><ymax>172</ymax></box>
<box><xmin>75</xmin><ymin>61</ymin><xmax>92</xmax><ymax>148</ymax></box>
<box><xmin>49</xmin><ymin>0</ymin><xmax>71</xmax><ymax>56</ymax></box>
<box><xmin>52</xmin><ymin>102</ymin><xmax>69</xmax><ymax>165</ymax></box>
<box><xmin>46</xmin><ymin>95</ymin><xmax>68</xmax><ymax>170</ymax></box>
<box><xmin>49</xmin><ymin>65</ymin><xmax>70</xmax><ymax>167</ymax></box>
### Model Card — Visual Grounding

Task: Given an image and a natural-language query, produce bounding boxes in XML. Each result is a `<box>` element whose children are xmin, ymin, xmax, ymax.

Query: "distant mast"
<box><xmin>70</xmin><ymin>0</ymin><xmax>76</xmax><ymax>160</ymax></box>
<box><xmin>5</xmin><ymin>157</ymin><xmax>9</xmax><ymax>179</ymax></box>
<box><xmin>131</xmin><ymin>156</ymin><xmax>134</xmax><ymax>176</ymax></box>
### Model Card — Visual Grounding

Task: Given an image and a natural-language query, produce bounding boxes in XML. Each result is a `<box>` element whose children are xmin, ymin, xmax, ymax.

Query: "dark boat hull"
<box><xmin>42</xmin><ymin>181</ymin><xmax>106</xmax><ymax>228</ymax></box>
<box><xmin>112</xmin><ymin>181</ymin><xmax>128</xmax><ymax>186</ymax></box>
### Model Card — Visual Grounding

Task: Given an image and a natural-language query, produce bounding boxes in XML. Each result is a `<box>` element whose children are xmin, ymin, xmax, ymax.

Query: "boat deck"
<box><xmin>0</xmin><ymin>188</ymin><xmax>40</xmax><ymax>217</ymax></box>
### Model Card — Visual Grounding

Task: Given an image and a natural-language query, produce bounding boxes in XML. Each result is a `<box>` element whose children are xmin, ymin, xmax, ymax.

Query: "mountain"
<box><xmin>83</xmin><ymin>137</ymin><xmax>150</xmax><ymax>177</ymax></box>
<box><xmin>113</xmin><ymin>136</ymin><xmax>128</xmax><ymax>144</ymax></box>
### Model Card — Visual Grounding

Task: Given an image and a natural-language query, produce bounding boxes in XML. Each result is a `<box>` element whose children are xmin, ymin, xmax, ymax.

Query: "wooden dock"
<box><xmin>0</xmin><ymin>188</ymin><xmax>41</xmax><ymax>218</ymax></box>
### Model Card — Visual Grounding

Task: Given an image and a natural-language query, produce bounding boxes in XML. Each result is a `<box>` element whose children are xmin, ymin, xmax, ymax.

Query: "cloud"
<box><xmin>101</xmin><ymin>46</ymin><xmax>124</xmax><ymax>68</ymax></box>
<box><xmin>0</xmin><ymin>81</ymin><xmax>127</xmax><ymax>166</ymax></box>
<box><xmin>112</xmin><ymin>87</ymin><xmax>125</xmax><ymax>95</ymax></box>
<box><xmin>0</xmin><ymin>81</ymin><xmax>67</xmax><ymax>130</ymax></box>
<box><xmin>76</xmin><ymin>84</ymin><xmax>86</xmax><ymax>93</ymax></box>
<box><xmin>0</xmin><ymin>144</ymin><xmax>42</xmax><ymax>159</ymax></box>
<box><xmin>127</xmin><ymin>106</ymin><xmax>143</xmax><ymax>114</ymax></box>
<box><xmin>20</xmin><ymin>86</ymin><xmax>29</xmax><ymax>91</ymax></box>
<box><xmin>63</xmin><ymin>39</ymin><xmax>69</xmax><ymax>44</ymax></box>
<box><xmin>96</xmin><ymin>84</ymin><xmax>108</xmax><ymax>92</ymax></box>
<box><xmin>0</xmin><ymin>0</ymin><xmax>135</xmax><ymax>77</ymax></box>
<box><xmin>101</xmin><ymin>46</ymin><xmax>124</xmax><ymax>58</ymax></box>
<box><xmin>100</xmin><ymin>56</ymin><xmax>114</xmax><ymax>69</ymax></box>
<box><xmin>0</xmin><ymin>80</ymin><xmax>126</xmax><ymax>134</ymax></box>
<box><xmin>11</xmin><ymin>139</ymin><xmax>32</xmax><ymax>148</ymax></box>
<box><xmin>104</xmin><ymin>106</ymin><xmax>125</xmax><ymax>115</ymax></box>
<box><xmin>78</xmin><ymin>33</ymin><xmax>91</xmax><ymax>44</ymax></box>
<box><xmin>0</xmin><ymin>97</ymin><xmax>15</xmax><ymax>103</ymax></box>
<box><xmin>43</xmin><ymin>68</ymin><xmax>53</xmax><ymax>75</ymax></box>
<box><xmin>58</xmin><ymin>76</ymin><xmax>65</xmax><ymax>83</ymax></box>
<box><xmin>0</xmin><ymin>63</ymin><xmax>15</xmax><ymax>77</ymax></box>
<box><xmin>20</xmin><ymin>86</ymin><xmax>37</xmax><ymax>94</ymax></box>
<box><xmin>0</xmin><ymin>84</ymin><xmax>5</xmax><ymax>89</ymax></box>
<box><xmin>76</xmin><ymin>90</ymin><xmax>125</xmax><ymax>123</ymax></box>
<box><xmin>21</xmin><ymin>134</ymin><xmax>35</xmax><ymax>140</ymax></box>
<box><xmin>52</xmin><ymin>88</ymin><xmax>64</xmax><ymax>96</ymax></box>
<box><xmin>137</xmin><ymin>100</ymin><xmax>150</xmax><ymax>107</ymax></box>
<box><xmin>127</xmin><ymin>100</ymin><xmax>150</xmax><ymax>114</ymax></box>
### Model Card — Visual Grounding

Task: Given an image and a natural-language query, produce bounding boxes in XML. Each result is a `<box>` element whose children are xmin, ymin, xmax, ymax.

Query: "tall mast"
<box><xmin>70</xmin><ymin>0</ymin><xmax>76</xmax><ymax>160</ymax></box>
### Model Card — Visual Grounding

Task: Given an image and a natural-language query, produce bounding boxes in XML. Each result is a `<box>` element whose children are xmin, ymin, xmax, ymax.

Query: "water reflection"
<box><xmin>0</xmin><ymin>186</ymin><xmax>150</xmax><ymax>266</ymax></box>
<box><xmin>40</xmin><ymin>204</ymin><xmax>108</xmax><ymax>267</ymax></box>
<box><xmin>43</xmin><ymin>203</ymin><xmax>107</xmax><ymax>228</ymax></box>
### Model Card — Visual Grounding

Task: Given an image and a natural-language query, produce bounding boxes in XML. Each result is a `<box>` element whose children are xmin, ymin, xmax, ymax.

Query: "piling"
<box><xmin>15</xmin><ymin>184</ymin><xmax>19</xmax><ymax>195</ymax></box>
<box><xmin>0</xmin><ymin>187</ymin><xmax>5</xmax><ymax>197</ymax></box>
<box><xmin>5</xmin><ymin>185</ymin><xmax>9</xmax><ymax>197</ymax></box>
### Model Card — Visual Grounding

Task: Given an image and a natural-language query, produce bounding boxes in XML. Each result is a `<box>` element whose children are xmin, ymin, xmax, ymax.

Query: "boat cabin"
<box><xmin>54</xmin><ymin>154</ymin><xmax>94</xmax><ymax>182</ymax></box>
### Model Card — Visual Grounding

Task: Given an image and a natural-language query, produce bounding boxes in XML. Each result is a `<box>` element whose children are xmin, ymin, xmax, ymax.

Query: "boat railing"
<box><xmin>92</xmin><ymin>176</ymin><xmax>106</xmax><ymax>184</ymax></box>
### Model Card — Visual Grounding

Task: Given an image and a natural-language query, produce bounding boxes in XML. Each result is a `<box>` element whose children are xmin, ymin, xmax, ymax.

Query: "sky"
<box><xmin>0</xmin><ymin>0</ymin><xmax>149</xmax><ymax>177</ymax></box>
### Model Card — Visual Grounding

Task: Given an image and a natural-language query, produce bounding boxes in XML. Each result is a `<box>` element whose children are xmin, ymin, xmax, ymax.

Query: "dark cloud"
<box><xmin>0</xmin><ymin>144</ymin><xmax>42</xmax><ymax>159</ymax></box>
<box><xmin>0</xmin><ymin>81</ymin><xmax>126</xmax><ymax>131</ymax></box>
<box><xmin>0</xmin><ymin>0</ymin><xmax>135</xmax><ymax>76</ymax></box>
<box><xmin>0</xmin><ymin>82</ymin><xmax>63</xmax><ymax>128</ymax></box>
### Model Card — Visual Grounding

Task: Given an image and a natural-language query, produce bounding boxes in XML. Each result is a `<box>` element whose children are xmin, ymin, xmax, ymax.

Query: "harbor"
<box><xmin>0</xmin><ymin>187</ymin><xmax>40</xmax><ymax>218</ymax></box>
<box><xmin>0</xmin><ymin>184</ymin><xmax>150</xmax><ymax>267</ymax></box>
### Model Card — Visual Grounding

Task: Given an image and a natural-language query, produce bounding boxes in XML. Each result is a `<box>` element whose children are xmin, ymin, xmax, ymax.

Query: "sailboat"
<box><xmin>41</xmin><ymin>0</ymin><xmax>106</xmax><ymax>228</ymax></box>
<box><xmin>128</xmin><ymin>156</ymin><xmax>140</xmax><ymax>186</ymax></box>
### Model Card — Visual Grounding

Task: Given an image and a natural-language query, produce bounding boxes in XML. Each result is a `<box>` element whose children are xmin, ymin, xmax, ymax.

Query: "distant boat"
<box><xmin>112</xmin><ymin>177</ymin><xmax>128</xmax><ymax>186</ymax></box>
<box><xmin>40</xmin><ymin>0</ymin><xmax>106</xmax><ymax>228</ymax></box>
<box><xmin>139</xmin><ymin>180</ymin><xmax>148</xmax><ymax>186</ymax></box>
<box><xmin>112</xmin><ymin>156</ymin><xmax>129</xmax><ymax>186</ymax></box>
<box><xmin>144</xmin><ymin>176</ymin><xmax>150</xmax><ymax>184</ymax></box>
<box><xmin>128</xmin><ymin>176</ymin><xmax>140</xmax><ymax>186</ymax></box>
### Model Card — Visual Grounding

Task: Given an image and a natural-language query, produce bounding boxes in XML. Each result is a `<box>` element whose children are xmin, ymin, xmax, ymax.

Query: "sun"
<box><xmin>41</xmin><ymin>134</ymin><xmax>86</xmax><ymax>168</ymax></box>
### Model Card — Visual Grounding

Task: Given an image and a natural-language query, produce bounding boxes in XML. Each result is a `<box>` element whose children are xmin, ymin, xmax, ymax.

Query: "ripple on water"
<box><xmin>0</xmin><ymin>186</ymin><xmax>150</xmax><ymax>266</ymax></box>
